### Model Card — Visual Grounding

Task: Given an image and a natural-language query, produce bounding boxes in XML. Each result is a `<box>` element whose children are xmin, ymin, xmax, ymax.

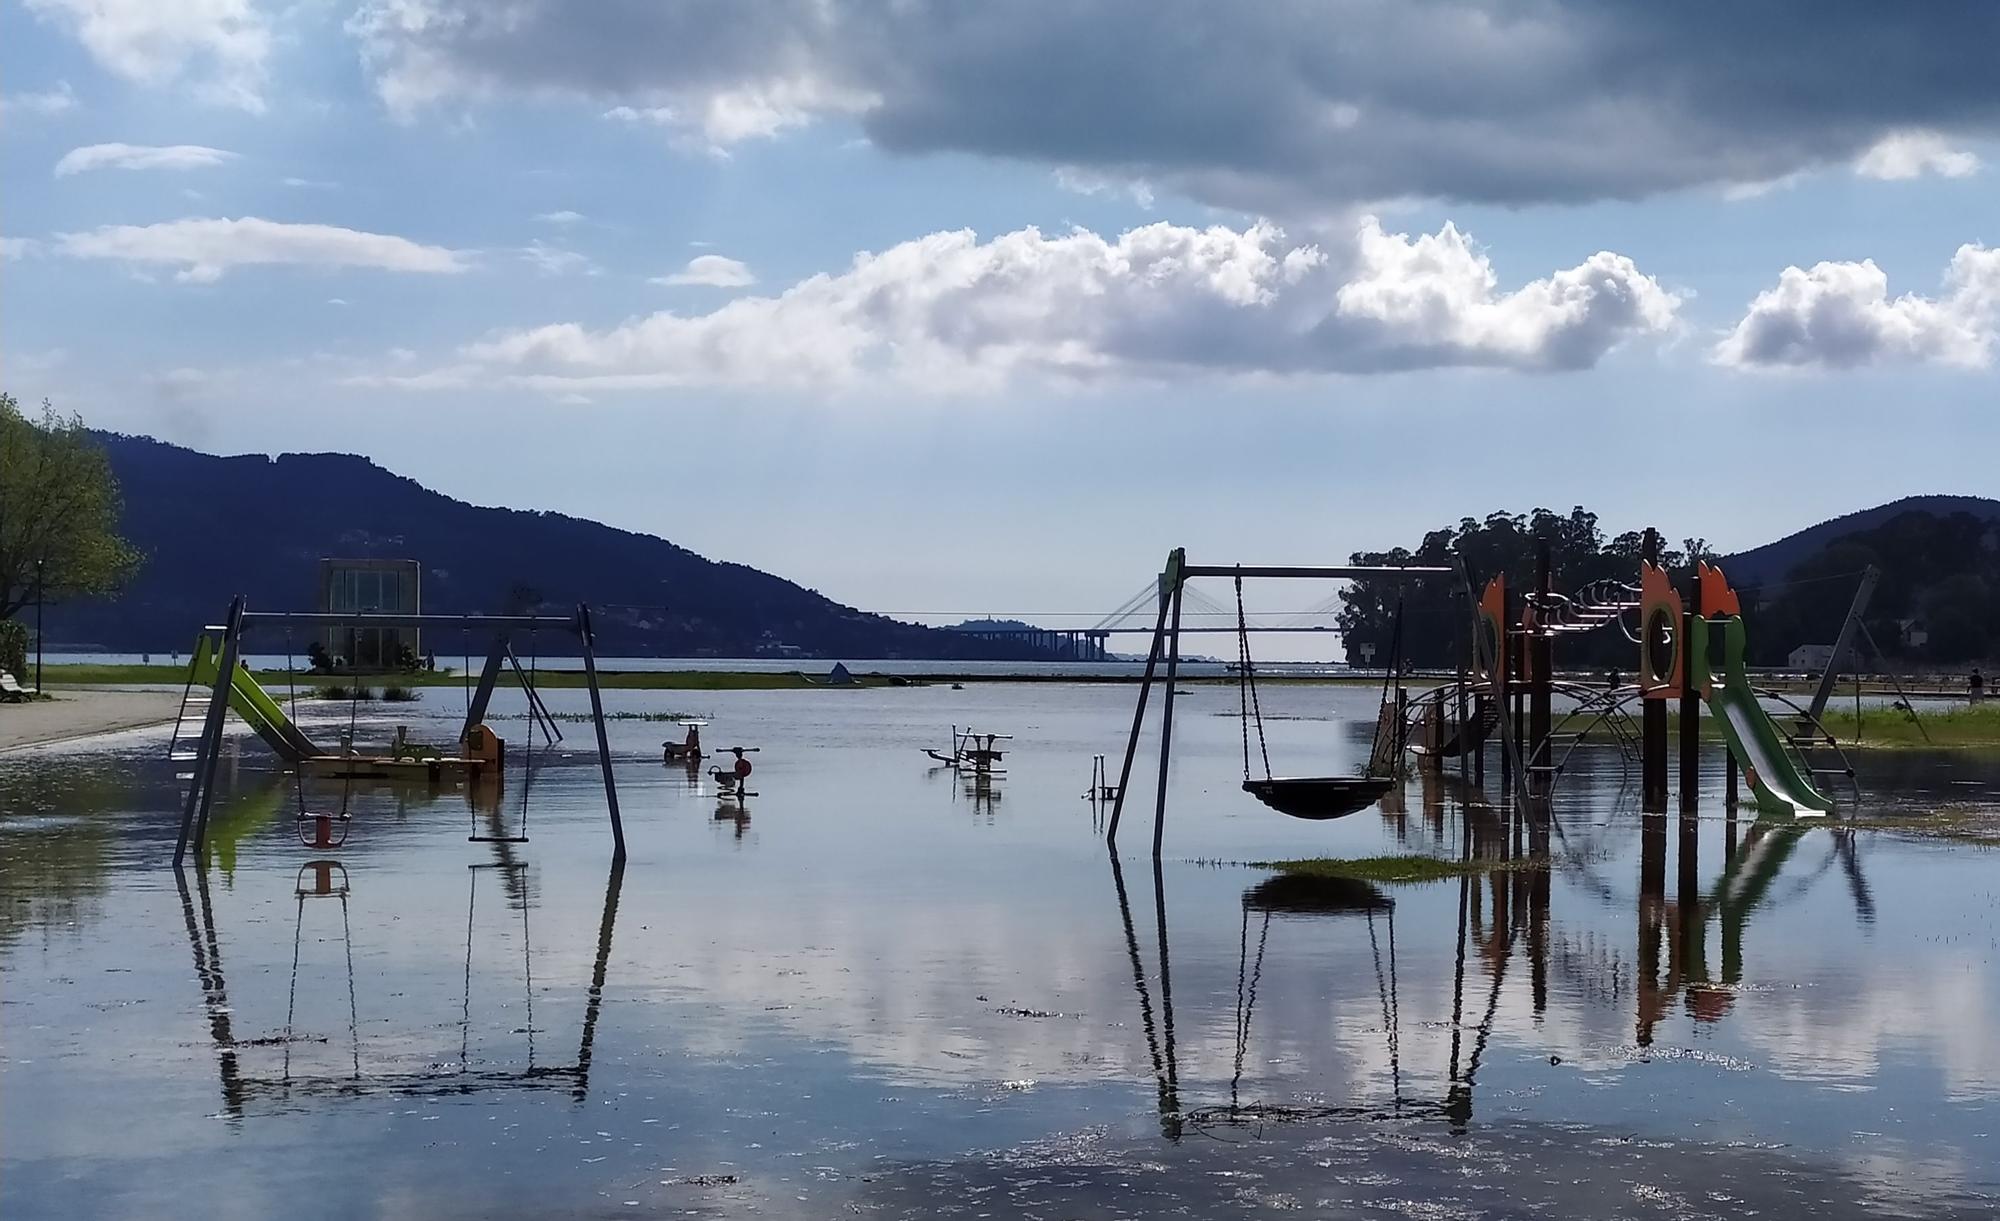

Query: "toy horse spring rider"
<box><xmin>708</xmin><ymin>746</ymin><xmax>760</xmax><ymax>796</ymax></box>
<box><xmin>662</xmin><ymin>720</ymin><xmax>708</xmax><ymax>765</ymax></box>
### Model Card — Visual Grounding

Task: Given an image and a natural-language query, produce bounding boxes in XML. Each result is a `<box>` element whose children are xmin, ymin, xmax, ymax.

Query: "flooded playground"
<box><xmin>4</xmin><ymin>680</ymin><xmax>1998</xmax><ymax>1219</ymax></box>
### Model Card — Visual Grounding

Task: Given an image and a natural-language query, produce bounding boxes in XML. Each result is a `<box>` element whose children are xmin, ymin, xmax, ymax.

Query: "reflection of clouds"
<box><xmin>1742</xmin><ymin>961</ymin><xmax>2000</xmax><ymax>1100</ymax></box>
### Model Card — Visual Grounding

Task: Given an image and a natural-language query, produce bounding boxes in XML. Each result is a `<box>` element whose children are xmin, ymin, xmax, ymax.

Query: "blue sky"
<box><xmin>3</xmin><ymin>2</ymin><xmax>1996</xmax><ymax>646</ymax></box>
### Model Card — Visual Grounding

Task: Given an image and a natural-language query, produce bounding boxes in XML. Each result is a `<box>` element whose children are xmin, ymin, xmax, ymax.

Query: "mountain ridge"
<box><xmin>56</xmin><ymin>432</ymin><xmax>1061</xmax><ymax>660</ymax></box>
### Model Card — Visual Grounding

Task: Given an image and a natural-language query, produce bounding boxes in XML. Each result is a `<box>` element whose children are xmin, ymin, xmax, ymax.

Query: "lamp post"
<box><xmin>34</xmin><ymin>557</ymin><xmax>45</xmax><ymax>694</ymax></box>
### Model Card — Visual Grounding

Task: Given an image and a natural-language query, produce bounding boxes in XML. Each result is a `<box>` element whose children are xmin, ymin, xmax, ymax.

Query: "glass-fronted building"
<box><xmin>319</xmin><ymin>558</ymin><xmax>421</xmax><ymax>671</ymax></box>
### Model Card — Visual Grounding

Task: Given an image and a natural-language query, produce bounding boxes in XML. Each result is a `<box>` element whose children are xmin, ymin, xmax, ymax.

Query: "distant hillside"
<box><xmin>1743</xmin><ymin>506</ymin><xmax>2000</xmax><ymax>665</ymax></box>
<box><xmin>1720</xmin><ymin>495</ymin><xmax>2000</xmax><ymax>590</ymax></box>
<box><xmin>56</xmin><ymin>433</ymin><xmax>1064</xmax><ymax>661</ymax></box>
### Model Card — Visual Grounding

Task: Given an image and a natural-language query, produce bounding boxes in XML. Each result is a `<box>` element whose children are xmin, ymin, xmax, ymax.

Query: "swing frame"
<box><xmin>1105</xmin><ymin>549</ymin><xmax>1451</xmax><ymax>858</ymax></box>
<box><xmin>173</xmin><ymin>599</ymin><xmax>625</xmax><ymax>868</ymax></box>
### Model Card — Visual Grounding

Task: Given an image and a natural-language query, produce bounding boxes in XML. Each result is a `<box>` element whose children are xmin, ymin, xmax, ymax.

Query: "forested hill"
<box><xmin>57</xmin><ymin>433</ymin><xmax>1057</xmax><ymax>660</ymax></box>
<box><xmin>1720</xmin><ymin>495</ymin><xmax>2000</xmax><ymax>589</ymax></box>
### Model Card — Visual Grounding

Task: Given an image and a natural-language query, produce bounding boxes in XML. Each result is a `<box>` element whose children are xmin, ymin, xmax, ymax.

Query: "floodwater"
<box><xmin>3</xmin><ymin>681</ymin><xmax>1997</xmax><ymax>1219</ymax></box>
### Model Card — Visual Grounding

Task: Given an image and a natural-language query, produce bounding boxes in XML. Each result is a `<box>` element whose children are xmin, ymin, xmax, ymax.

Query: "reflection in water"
<box><xmin>171</xmin><ymin>853</ymin><xmax>626</xmax><ymax>1114</ymax></box>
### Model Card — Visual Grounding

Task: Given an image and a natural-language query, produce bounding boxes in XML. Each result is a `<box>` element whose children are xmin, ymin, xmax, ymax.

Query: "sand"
<box><xmin>0</xmin><ymin>688</ymin><xmax>184</xmax><ymax>752</ymax></box>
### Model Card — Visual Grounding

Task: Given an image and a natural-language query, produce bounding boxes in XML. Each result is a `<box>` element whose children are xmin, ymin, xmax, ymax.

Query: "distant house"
<box><xmin>1787</xmin><ymin>643</ymin><xmax>1857</xmax><ymax>672</ymax></box>
<box><xmin>320</xmin><ymin>557</ymin><xmax>420</xmax><ymax>671</ymax></box>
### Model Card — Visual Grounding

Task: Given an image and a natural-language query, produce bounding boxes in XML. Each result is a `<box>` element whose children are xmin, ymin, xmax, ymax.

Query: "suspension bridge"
<box><xmin>891</xmin><ymin>579</ymin><xmax>1357</xmax><ymax>661</ymax></box>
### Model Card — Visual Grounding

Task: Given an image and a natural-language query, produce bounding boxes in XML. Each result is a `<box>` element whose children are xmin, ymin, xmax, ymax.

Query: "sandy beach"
<box><xmin>0</xmin><ymin>688</ymin><xmax>182</xmax><ymax>752</ymax></box>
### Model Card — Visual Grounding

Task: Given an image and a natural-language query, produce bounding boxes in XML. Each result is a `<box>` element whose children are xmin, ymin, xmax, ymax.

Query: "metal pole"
<box><xmin>178</xmin><ymin>597</ymin><xmax>244</xmax><ymax>865</ymax></box>
<box><xmin>1530</xmin><ymin>541</ymin><xmax>1553</xmax><ymax>797</ymax></box>
<box><xmin>1150</xmin><ymin>578</ymin><xmax>1186</xmax><ymax>859</ymax></box>
<box><xmin>1107</xmin><ymin>564</ymin><xmax>1176</xmax><ymax>847</ymax></box>
<box><xmin>1641</xmin><ymin>530</ymin><xmax>1668</xmax><ymax>809</ymax></box>
<box><xmin>577</xmin><ymin>604</ymin><xmax>625</xmax><ymax>860</ymax></box>
<box><xmin>1679</xmin><ymin>595</ymin><xmax>1702</xmax><ymax>816</ymax></box>
<box><xmin>34</xmin><ymin>557</ymin><xmax>44</xmax><ymax>693</ymax></box>
<box><xmin>460</xmin><ymin>632</ymin><xmax>511</xmax><ymax>743</ymax></box>
<box><xmin>1807</xmin><ymin>566</ymin><xmax>1879</xmax><ymax>723</ymax></box>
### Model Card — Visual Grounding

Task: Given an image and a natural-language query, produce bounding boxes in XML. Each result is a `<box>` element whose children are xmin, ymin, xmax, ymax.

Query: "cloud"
<box><xmin>1853</xmin><ymin>131</ymin><xmax>1981</xmax><ymax>180</ymax></box>
<box><xmin>652</xmin><ymin>254</ymin><xmax>756</xmax><ymax>288</ymax></box>
<box><xmin>0</xmin><ymin>81</ymin><xmax>77</xmax><ymax>118</ymax></box>
<box><xmin>1052</xmin><ymin>168</ymin><xmax>1155</xmax><ymax>210</ymax></box>
<box><xmin>54</xmin><ymin>142</ymin><xmax>238</xmax><ymax>177</ymax></box>
<box><xmin>282</xmin><ymin>176</ymin><xmax>338</xmax><ymax>188</ymax></box>
<box><xmin>533</xmin><ymin>209</ymin><xmax>584</xmax><ymax>225</ymax></box>
<box><xmin>24</xmin><ymin>0</ymin><xmax>271</xmax><ymax>112</ymax></box>
<box><xmin>518</xmin><ymin>240</ymin><xmax>599</xmax><ymax>277</ymax></box>
<box><xmin>55</xmin><ymin>216</ymin><xmax>468</xmax><ymax>283</ymax></box>
<box><xmin>1713</xmin><ymin>245</ymin><xmax>2000</xmax><ymax>369</ymax></box>
<box><xmin>431</xmin><ymin>217</ymin><xmax>1675</xmax><ymax>394</ymax></box>
<box><xmin>346</xmin><ymin>2</ymin><xmax>2000</xmax><ymax>209</ymax></box>
<box><xmin>1</xmin><ymin>237</ymin><xmax>41</xmax><ymax>260</ymax></box>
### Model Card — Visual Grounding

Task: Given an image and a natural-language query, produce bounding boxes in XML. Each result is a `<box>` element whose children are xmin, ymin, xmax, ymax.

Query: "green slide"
<box><xmin>1699</xmin><ymin>616</ymin><xmax>1834</xmax><ymax>816</ymax></box>
<box><xmin>190</xmin><ymin>635</ymin><xmax>320</xmax><ymax>763</ymax></box>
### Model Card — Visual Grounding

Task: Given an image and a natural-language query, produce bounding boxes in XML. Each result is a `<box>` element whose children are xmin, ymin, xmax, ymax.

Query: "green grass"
<box><xmin>1247</xmin><ymin>854</ymin><xmax>1545</xmax><ymax>885</ymax></box>
<box><xmin>1815</xmin><ymin>701</ymin><xmax>2000</xmax><ymax>749</ymax></box>
<box><xmin>1827</xmin><ymin>806</ymin><xmax>2000</xmax><ymax>847</ymax></box>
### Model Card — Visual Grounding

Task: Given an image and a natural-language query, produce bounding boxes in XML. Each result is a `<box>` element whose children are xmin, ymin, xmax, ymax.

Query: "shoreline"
<box><xmin>0</xmin><ymin>689</ymin><xmax>183</xmax><ymax>753</ymax></box>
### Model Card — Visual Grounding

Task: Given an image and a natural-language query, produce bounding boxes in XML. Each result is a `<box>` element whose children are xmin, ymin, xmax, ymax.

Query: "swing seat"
<box><xmin>1242</xmin><ymin>776</ymin><xmax>1394</xmax><ymax>821</ymax></box>
<box><xmin>297</xmin><ymin>811</ymin><xmax>353</xmax><ymax>849</ymax></box>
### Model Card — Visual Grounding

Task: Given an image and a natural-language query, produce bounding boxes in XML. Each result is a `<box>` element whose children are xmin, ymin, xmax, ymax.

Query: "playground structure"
<box><xmin>1400</xmin><ymin>532</ymin><xmax>1853</xmax><ymax>818</ymax></box>
<box><xmin>171</xmin><ymin>597</ymin><xmax>625</xmax><ymax>868</ymax></box>
<box><xmin>1107</xmin><ymin>534</ymin><xmax>1868</xmax><ymax>858</ymax></box>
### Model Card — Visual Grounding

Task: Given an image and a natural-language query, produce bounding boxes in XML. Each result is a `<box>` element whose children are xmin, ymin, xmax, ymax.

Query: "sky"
<box><xmin>2</xmin><ymin>2</ymin><xmax>1997</xmax><ymax>649</ymax></box>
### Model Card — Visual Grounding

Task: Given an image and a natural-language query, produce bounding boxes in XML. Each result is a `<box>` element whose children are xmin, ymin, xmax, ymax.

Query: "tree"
<box><xmin>0</xmin><ymin>394</ymin><xmax>142</xmax><ymax>619</ymax></box>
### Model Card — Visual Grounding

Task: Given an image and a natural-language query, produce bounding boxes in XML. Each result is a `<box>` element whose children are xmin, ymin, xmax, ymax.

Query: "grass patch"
<box><xmin>1246</xmin><ymin>854</ymin><xmax>1544</xmax><ymax>885</ymax></box>
<box><xmin>1814</xmin><ymin>701</ymin><xmax>2000</xmax><ymax>749</ymax></box>
<box><xmin>379</xmin><ymin>685</ymin><xmax>420</xmax><ymax>702</ymax></box>
<box><xmin>1825</xmin><ymin>806</ymin><xmax>2000</xmax><ymax>848</ymax></box>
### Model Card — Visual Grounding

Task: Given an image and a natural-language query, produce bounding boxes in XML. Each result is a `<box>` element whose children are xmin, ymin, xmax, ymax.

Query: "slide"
<box><xmin>189</xmin><ymin>635</ymin><xmax>320</xmax><ymax>763</ymax></box>
<box><xmin>1701</xmin><ymin>616</ymin><xmax>1833</xmax><ymax>816</ymax></box>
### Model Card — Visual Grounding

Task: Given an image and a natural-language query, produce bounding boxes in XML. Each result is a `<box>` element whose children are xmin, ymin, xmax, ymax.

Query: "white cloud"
<box><xmin>533</xmin><ymin>209</ymin><xmax>584</xmax><ymax>225</ymax></box>
<box><xmin>1053</xmin><ymin>168</ymin><xmax>1155</xmax><ymax>210</ymax></box>
<box><xmin>327</xmin><ymin>297</ymin><xmax>350</xmax><ymax>306</ymax></box>
<box><xmin>55</xmin><ymin>216</ymin><xmax>469</xmax><ymax>283</ymax></box>
<box><xmin>0</xmin><ymin>81</ymin><xmax>77</xmax><ymax>118</ymax></box>
<box><xmin>652</xmin><ymin>254</ymin><xmax>756</xmax><ymax>288</ymax></box>
<box><xmin>54</xmin><ymin>142</ymin><xmax>238</xmax><ymax>177</ymax></box>
<box><xmin>1854</xmin><ymin>131</ymin><xmax>1981</xmax><ymax>181</ymax></box>
<box><xmin>282</xmin><ymin>176</ymin><xmax>338</xmax><ymax>188</ymax></box>
<box><xmin>518</xmin><ymin>240</ymin><xmax>599</xmax><ymax>277</ymax></box>
<box><xmin>23</xmin><ymin>0</ymin><xmax>271</xmax><ymax>112</ymax></box>
<box><xmin>1714</xmin><ymin>245</ymin><xmax>2000</xmax><ymax>370</ymax></box>
<box><xmin>1</xmin><ymin>237</ymin><xmax>42</xmax><ymax>260</ymax></box>
<box><xmin>430</xmin><ymin>217</ymin><xmax>1675</xmax><ymax>394</ymax></box>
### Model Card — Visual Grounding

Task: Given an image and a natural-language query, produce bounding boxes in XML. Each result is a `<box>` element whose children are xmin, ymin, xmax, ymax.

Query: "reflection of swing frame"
<box><xmin>173</xmin><ymin>598</ymin><xmax>626</xmax><ymax>867</ymax></box>
<box><xmin>1109</xmin><ymin>847</ymin><xmax>1518</xmax><ymax>1139</ymax></box>
<box><xmin>174</xmin><ymin>859</ymin><xmax>626</xmax><ymax>1115</ymax></box>
<box><xmin>1106</xmin><ymin>548</ymin><xmax>1452</xmax><ymax>856</ymax></box>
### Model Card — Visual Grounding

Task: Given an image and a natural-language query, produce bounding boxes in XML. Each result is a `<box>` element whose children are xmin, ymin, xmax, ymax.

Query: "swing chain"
<box><xmin>1235</xmin><ymin>571</ymin><xmax>1272</xmax><ymax>782</ymax></box>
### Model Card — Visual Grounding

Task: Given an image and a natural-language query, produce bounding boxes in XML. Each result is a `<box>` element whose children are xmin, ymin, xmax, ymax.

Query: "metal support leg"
<box><xmin>177</xmin><ymin>596</ymin><xmax>245</xmax><ymax>868</ymax></box>
<box><xmin>1107</xmin><ymin>591</ymin><xmax>1173</xmax><ymax>847</ymax></box>
<box><xmin>577</xmin><ymin>604</ymin><xmax>625</xmax><ymax>860</ymax></box>
<box><xmin>1150</xmin><ymin>581</ymin><xmax>1186</xmax><ymax>859</ymax></box>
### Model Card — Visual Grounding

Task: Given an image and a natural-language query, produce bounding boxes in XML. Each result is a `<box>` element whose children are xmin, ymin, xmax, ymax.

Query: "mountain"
<box><xmin>1720</xmin><ymin>495</ymin><xmax>2000</xmax><ymax>590</ymax></box>
<box><xmin>56</xmin><ymin>433</ymin><xmax>1064</xmax><ymax>661</ymax></box>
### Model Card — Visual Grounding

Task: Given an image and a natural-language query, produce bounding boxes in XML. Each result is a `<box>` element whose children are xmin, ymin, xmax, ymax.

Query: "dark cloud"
<box><xmin>350</xmin><ymin>1</ymin><xmax>2000</xmax><ymax>208</ymax></box>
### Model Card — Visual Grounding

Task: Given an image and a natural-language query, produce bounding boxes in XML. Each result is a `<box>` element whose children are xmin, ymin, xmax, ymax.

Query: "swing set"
<box><xmin>1106</xmin><ymin>548</ymin><xmax>1452</xmax><ymax>856</ymax></box>
<box><xmin>173</xmin><ymin>597</ymin><xmax>626</xmax><ymax>869</ymax></box>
